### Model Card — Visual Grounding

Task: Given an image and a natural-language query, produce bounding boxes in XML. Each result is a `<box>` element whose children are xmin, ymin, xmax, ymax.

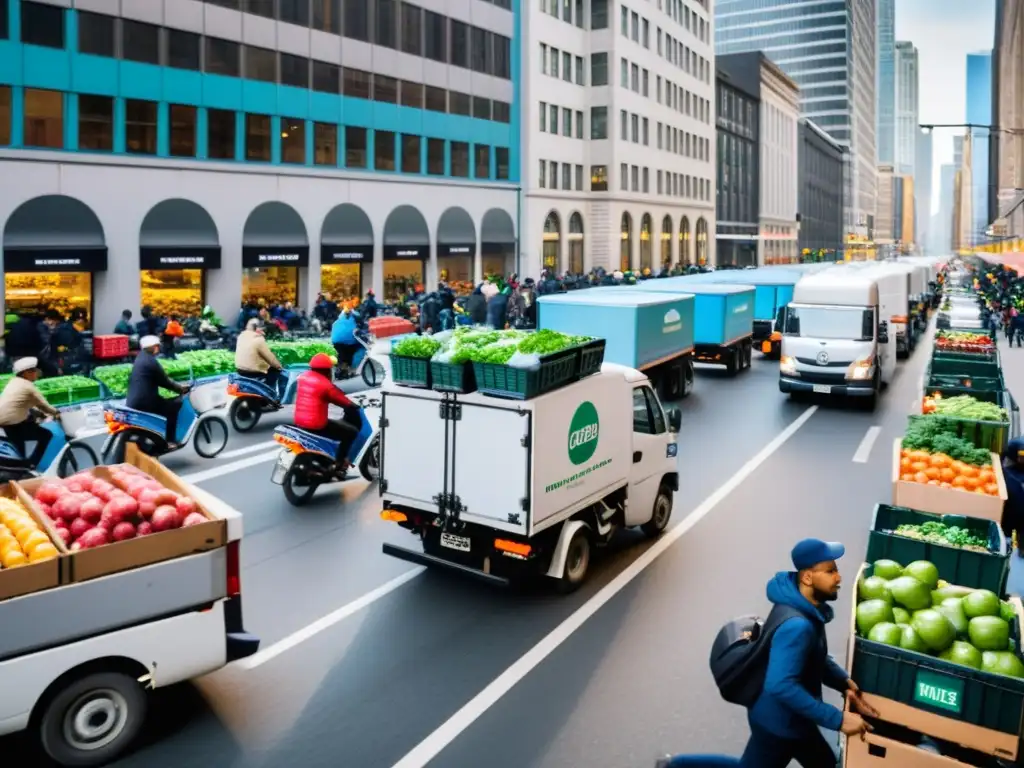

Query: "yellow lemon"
<box><xmin>2</xmin><ymin>550</ymin><xmax>28</xmax><ymax>568</ymax></box>
<box><xmin>14</xmin><ymin>524</ymin><xmax>40</xmax><ymax>546</ymax></box>
<box><xmin>21</xmin><ymin>531</ymin><xmax>51</xmax><ymax>556</ymax></box>
<box><xmin>0</xmin><ymin>539</ymin><xmax>21</xmax><ymax>559</ymax></box>
<box><xmin>28</xmin><ymin>543</ymin><xmax>58</xmax><ymax>562</ymax></box>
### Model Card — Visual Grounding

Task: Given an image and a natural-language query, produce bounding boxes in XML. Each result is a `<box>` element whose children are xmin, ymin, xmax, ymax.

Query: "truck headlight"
<box><xmin>780</xmin><ymin>355</ymin><xmax>797</xmax><ymax>375</ymax></box>
<box><xmin>846</xmin><ymin>357</ymin><xmax>874</xmax><ymax>380</ymax></box>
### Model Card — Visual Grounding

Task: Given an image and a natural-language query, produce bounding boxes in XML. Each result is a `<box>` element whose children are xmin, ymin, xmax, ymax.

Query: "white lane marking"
<box><xmin>219</xmin><ymin>440</ymin><xmax>276</xmax><ymax>460</ymax></box>
<box><xmin>852</xmin><ymin>426</ymin><xmax>882</xmax><ymax>463</ymax></box>
<box><xmin>235</xmin><ymin>566</ymin><xmax>427</xmax><ymax>670</ymax></box>
<box><xmin>180</xmin><ymin>449</ymin><xmax>280</xmax><ymax>484</ymax></box>
<box><xmin>389</xmin><ymin>405</ymin><xmax>820</xmax><ymax>768</ymax></box>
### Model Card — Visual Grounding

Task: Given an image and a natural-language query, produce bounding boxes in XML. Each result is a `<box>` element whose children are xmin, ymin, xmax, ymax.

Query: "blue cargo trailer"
<box><xmin>632</xmin><ymin>279</ymin><xmax>755</xmax><ymax>374</ymax></box>
<box><xmin>666</xmin><ymin>269</ymin><xmax>800</xmax><ymax>348</ymax></box>
<box><xmin>537</xmin><ymin>289</ymin><xmax>697</xmax><ymax>399</ymax></box>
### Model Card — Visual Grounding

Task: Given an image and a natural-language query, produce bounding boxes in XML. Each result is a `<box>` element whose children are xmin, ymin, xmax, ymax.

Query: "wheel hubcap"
<box><xmin>654</xmin><ymin>497</ymin><xmax>670</xmax><ymax>527</ymax></box>
<box><xmin>63</xmin><ymin>690</ymin><xmax>128</xmax><ymax>751</ymax></box>
<box><xmin>567</xmin><ymin>539</ymin><xmax>588</xmax><ymax>577</ymax></box>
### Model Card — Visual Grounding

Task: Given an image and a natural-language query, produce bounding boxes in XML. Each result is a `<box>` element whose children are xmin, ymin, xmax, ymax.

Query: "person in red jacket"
<box><xmin>293</xmin><ymin>353</ymin><xmax>359</xmax><ymax>466</ymax></box>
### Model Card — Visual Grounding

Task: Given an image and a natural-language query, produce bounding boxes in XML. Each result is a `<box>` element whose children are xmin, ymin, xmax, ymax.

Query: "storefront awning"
<box><xmin>140</xmin><ymin>247</ymin><xmax>221</xmax><ymax>269</ymax></box>
<box><xmin>3</xmin><ymin>195</ymin><xmax>107</xmax><ymax>272</ymax></box>
<box><xmin>242</xmin><ymin>201</ymin><xmax>309</xmax><ymax>268</ymax></box>
<box><xmin>139</xmin><ymin>199</ymin><xmax>221</xmax><ymax>269</ymax></box>
<box><xmin>3</xmin><ymin>247</ymin><xmax>108</xmax><ymax>272</ymax></box>
<box><xmin>242</xmin><ymin>247</ymin><xmax>310</xmax><ymax>267</ymax></box>
<box><xmin>383</xmin><ymin>205</ymin><xmax>430</xmax><ymax>261</ymax></box>
<box><xmin>438</xmin><ymin>243</ymin><xmax>475</xmax><ymax>257</ymax></box>
<box><xmin>320</xmin><ymin>204</ymin><xmax>373</xmax><ymax>265</ymax></box>
<box><xmin>383</xmin><ymin>244</ymin><xmax>429</xmax><ymax>260</ymax></box>
<box><xmin>321</xmin><ymin>244</ymin><xmax>373</xmax><ymax>264</ymax></box>
<box><xmin>437</xmin><ymin>207</ymin><xmax>476</xmax><ymax>259</ymax></box>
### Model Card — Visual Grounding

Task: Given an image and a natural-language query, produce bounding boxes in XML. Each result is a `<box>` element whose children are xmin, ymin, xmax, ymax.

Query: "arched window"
<box><xmin>679</xmin><ymin>216</ymin><xmax>691</xmax><ymax>265</ymax></box>
<box><xmin>660</xmin><ymin>215</ymin><xmax>673</xmax><ymax>267</ymax></box>
<box><xmin>568</xmin><ymin>212</ymin><xmax>585</xmax><ymax>274</ymax></box>
<box><xmin>542</xmin><ymin>211</ymin><xmax>561</xmax><ymax>271</ymax></box>
<box><xmin>639</xmin><ymin>213</ymin><xmax>653</xmax><ymax>272</ymax></box>
<box><xmin>620</xmin><ymin>212</ymin><xmax>632</xmax><ymax>272</ymax></box>
<box><xmin>696</xmin><ymin>217</ymin><xmax>708</xmax><ymax>265</ymax></box>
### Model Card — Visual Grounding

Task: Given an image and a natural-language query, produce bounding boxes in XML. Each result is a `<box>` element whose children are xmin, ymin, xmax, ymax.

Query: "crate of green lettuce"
<box><xmin>867</xmin><ymin>504</ymin><xmax>1009</xmax><ymax>595</ymax></box>
<box><xmin>916</xmin><ymin>394</ymin><xmax>1014</xmax><ymax>453</ymax></box>
<box><xmin>924</xmin><ymin>361</ymin><xmax>1005</xmax><ymax>392</ymax></box>
<box><xmin>388</xmin><ymin>335</ymin><xmax>437</xmax><ymax>388</ymax></box>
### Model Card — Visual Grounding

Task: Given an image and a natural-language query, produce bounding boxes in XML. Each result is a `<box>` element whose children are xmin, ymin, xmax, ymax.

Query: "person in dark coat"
<box><xmin>126</xmin><ymin>335</ymin><xmax>191</xmax><ymax>446</ymax></box>
<box><xmin>1002</xmin><ymin>437</ymin><xmax>1024</xmax><ymax>551</ymax></box>
<box><xmin>361</xmin><ymin>291</ymin><xmax>379</xmax><ymax>319</ymax></box>
<box><xmin>465</xmin><ymin>284</ymin><xmax>488</xmax><ymax>325</ymax></box>
<box><xmin>6</xmin><ymin>314</ymin><xmax>43</xmax><ymax>360</ymax></box>
<box><xmin>418</xmin><ymin>292</ymin><xmax>442</xmax><ymax>333</ymax></box>
<box><xmin>487</xmin><ymin>287</ymin><xmax>509</xmax><ymax>329</ymax></box>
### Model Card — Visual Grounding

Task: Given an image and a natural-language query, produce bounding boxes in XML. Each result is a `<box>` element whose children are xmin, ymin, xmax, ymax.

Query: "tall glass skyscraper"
<box><xmin>877</xmin><ymin>0</ymin><xmax>896</xmax><ymax>166</ymax></box>
<box><xmin>894</xmin><ymin>42</ymin><xmax>919</xmax><ymax>177</ymax></box>
<box><xmin>715</xmin><ymin>0</ymin><xmax>877</xmax><ymax>238</ymax></box>
<box><xmin>966</xmin><ymin>51</ymin><xmax>993</xmax><ymax>241</ymax></box>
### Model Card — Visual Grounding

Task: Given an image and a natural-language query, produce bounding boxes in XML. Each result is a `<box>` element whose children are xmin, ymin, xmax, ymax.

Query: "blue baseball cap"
<box><xmin>791</xmin><ymin>538</ymin><xmax>845</xmax><ymax>571</ymax></box>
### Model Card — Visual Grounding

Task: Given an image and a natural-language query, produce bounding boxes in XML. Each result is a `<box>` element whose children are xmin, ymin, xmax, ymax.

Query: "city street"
<box><xmin>2</xmin><ymin>337</ymin><xmax>974</xmax><ymax>768</ymax></box>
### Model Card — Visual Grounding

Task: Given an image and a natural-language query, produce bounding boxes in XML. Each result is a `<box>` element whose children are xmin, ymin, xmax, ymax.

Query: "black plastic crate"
<box><xmin>866</xmin><ymin>504</ymin><xmax>1009</xmax><ymax>595</ymax></box>
<box><xmin>577</xmin><ymin>339</ymin><xmax>606</xmax><ymax>379</ymax></box>
<box><xmin>908</xmin><ymin>412</ymin><xmax>1011</xmax><ymax>454</ymax></box>
<box><xmin>430</xmin><ymin>360</ymin><xmax>476</xmax><ymax>393</ymax></box>
<box><xmin>389</xmin><ymin>354</ymin><xmax>431</xmax><ymax>388</ymax></box>
<box><xmin>473</xmin><ymin>346</ymin><xmax>579</xmax><ymax>400</ymax></box>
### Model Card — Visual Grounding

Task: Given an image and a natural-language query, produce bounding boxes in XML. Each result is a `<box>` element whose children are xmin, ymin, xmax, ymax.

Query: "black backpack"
<box><xmin>709</xmin><ymin>604</ymin><xmax>804</xmax><ymax>707</ymax></box>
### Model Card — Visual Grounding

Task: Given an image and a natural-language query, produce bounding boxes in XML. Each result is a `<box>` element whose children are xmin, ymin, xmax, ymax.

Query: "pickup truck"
<box><xmin>377</xmin><ymin>364</ymin><xmax>682</xmax><ymax>591</ymax></box>
<box><xmin>0</xmin><ymin>482</ymin><xmax>258</xmax><ymax>766</ymax></box>
<box><xmin>537</xmin><ymin>289</ymin><xmax>697</xmax><ymax>401</ymax></box>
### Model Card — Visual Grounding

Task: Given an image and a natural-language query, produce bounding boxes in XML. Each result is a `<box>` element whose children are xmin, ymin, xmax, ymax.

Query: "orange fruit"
<box><xmin>914</xmin><ymin>471</ymin><xmax>930</xmax><ymax>484</ymax></box>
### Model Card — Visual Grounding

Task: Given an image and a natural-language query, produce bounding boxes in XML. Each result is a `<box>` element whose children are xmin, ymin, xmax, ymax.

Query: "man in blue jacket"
<box><xmin>331</xmin><ymin>308</ymin><xmax>360</xmax><ymax>376</ymax></box>
<box><xmin>741</xmin><ymin>538</ymin><xmax>875</xmax><ymax>767</ymax></box>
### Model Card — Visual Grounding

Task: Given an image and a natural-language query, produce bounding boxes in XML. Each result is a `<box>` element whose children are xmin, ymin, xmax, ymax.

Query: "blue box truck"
<box><xmin>632</xmin><ymin>279</ymin><xmax>756</xmax><ymax>374</ymax></box>
<box><xmin>537</xmin><ymin>289</ymin><xmax>697</xmax><ymax>400</ymax></box>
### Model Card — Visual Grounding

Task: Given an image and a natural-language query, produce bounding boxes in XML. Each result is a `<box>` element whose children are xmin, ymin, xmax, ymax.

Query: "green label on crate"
<box><xmin>913</xmin><ymin>670</ymin><xmax>964</xmax><ymax>713</ymax></box>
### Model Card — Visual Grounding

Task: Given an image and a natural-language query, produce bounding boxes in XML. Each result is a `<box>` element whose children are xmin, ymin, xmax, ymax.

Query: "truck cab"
<box><xmin>778</xmin><ymin>270</ymin><xmax>893</xmax><ymax>409</ymax></box>
<box><xmin>378</xmin><ymin>364</ymin><xmax>681</xmax><ymax>591</ymax></box>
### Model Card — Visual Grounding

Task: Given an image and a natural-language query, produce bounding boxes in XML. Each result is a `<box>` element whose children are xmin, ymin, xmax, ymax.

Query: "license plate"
<box><xmin>440</xmin><ymin>533</ymin><xmax>471</xmax><ymax>552</ymax></box>
<box><xmin>812</xmin><ymin>384</ymin><xmax>832</xmax><ymax>394</ymax></box>
<box><xmin>270</xmin><ymin>451</ymin><xmax>294</xmax><ymax>484</ymax></box>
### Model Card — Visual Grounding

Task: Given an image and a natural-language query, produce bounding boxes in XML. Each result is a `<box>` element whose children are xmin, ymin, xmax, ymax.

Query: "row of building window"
<box><xmin>618</xmin><ymin>56</ymin><xmax>712</xmax><ymax>127</ymax></box>
<box><xmin>620</xmin><ymin>3</ymin><xmax>711</xmax><ymax>84</ymax></box>
<box><xmin>539</xmin><ymin>44</ymin><xmax>586</xmax><ymax>85</ymax></box>
<box><xmin>204</xmin><ymin>0</ymin><xmax>512</xmax><ymax>23</ymax></box>
<box><xmin>538</xmin><ymin>102</ymin><xmax>585</xmax><ymax>139</ymax></box>
<box><xmin>0</xmin><ymin>86</ymin><xmax>510</xmax><ymax>180</ymax></box>
<box><xmin>539</xmin><ymin>160</ymin><xmax>609</xmax><ymax>191</ymax></box>
<box><xmin>11</xmin><ymin>1</ymin><xmax>512</xmax><ymax>81</ymax></box>
<box><xmin>616</xmin><ymin>162</ymin><xmax>712</xmax><ymax>201</ymax></box>
<box><xmin>539</xmin><ymin>0</ymin><xmax>590</xmax><ymax>29</ymax></box>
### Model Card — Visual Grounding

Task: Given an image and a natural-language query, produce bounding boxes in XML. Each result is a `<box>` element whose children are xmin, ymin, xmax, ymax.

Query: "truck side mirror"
<box><xmin>667</xmin><ymin>407</ymin><xmax>682</xmax><ymax>433</ymax></box>
<box><xmin>878</xmin><ymin>321</ymin><xmax>889</xmax><ymax>345</ymax></box>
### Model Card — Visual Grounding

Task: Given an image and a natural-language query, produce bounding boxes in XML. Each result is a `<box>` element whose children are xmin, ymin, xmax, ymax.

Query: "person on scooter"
<box><xmin>0</xmin><ymin>357</ymin><xmax>60</xmax><ymax>467</ymax></box>
<box><xmin>126</xmin><ymin>335</ymin><xmax>191</xmax><ymax>448</ymax></box>
<box><xmin>331</xmin><ymin>308</ymin><xmax>360</xmax><ymax>376</ymax></box>
<box><xmin>235</xmin><ymin>318</ymin><xmax>284</xmax><ymax>397</ymax></box>
<box><xmin>294</xmin><ymin>353</ymin><xmax>360</xmax><ymax>468</ymax></box>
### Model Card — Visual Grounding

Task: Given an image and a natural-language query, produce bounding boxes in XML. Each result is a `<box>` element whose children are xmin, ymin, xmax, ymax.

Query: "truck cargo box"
<box><xmin>669</xmin><ymin>269</ymin><xmax>800</xmax><ymax>321</ymax></box>
<box><xmin>379</xmin><ymin>368</ymin><xmax>634</xmax><ymax>537</ymax></box>
<box><xmin>634</xmin><ymin>280</ymin><xmax>755</xmax><ymax>345</ymax></box>
<box><xmin>537</xmin><ymin>290</ymin><xmax>694</xmax><ymax>371</ymax></box>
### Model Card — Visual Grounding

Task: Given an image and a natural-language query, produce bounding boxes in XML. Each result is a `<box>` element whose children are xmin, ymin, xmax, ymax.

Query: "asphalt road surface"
<box><xmin>4</xmin><ymin>336</ymin><xmax>982</xmax><ymax>768</ymax></box>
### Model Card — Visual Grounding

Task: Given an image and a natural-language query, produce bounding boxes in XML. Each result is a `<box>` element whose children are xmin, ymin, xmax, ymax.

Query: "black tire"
<box><xmin>744</xmin><ymin>341</ymin><xmax>753</xmax><ymax>368</ymax></box>
<box><xmin>642</xmin><ymin>486</ymin><xmax>673</xmax><ymax>538</ymax></box>
<box><xmin>229</xmin><ymin>398</ymin><xmax>261</xmax><ymax>433</ymax></box>
<box><xmin>681</xmin><ymin>359</ymin><xmax>695</xmax><ymax>398</ymax></box>
<box><xmin>283</xmin><ymin>459</ymin><xmax>320</xmax><ymax>506</ymax></box>
<box><xmin>726</xmin><ymin>349</ymin><xmax>738</xmax><ymax>376</ymax></box>
<box><xmin>555</xmin><ymin>527</ymin><xmax>591</xmax><ymax>594</ymax></box>
<box><xmin>56</xmin><ymin>442</ymin><xmax>100</xmax><ymax>478</ymax></box>
<box><xmin>359</xmin><ymin>434</ymin><xmax>381</xmax><ymax>481</ymax></box>
<box><xmin>361</xmin><ymin>359</ymin><xmax>385</xmax><ymax>388</ymax></box>
<box><xmin>657</xmin><ymin>365</ymin><xmax>683</xmax><ymax>401</ymax></box>
<box><xmin>38</xmin><ymin>670</ymin><xmax>148</xmax><ymax>767</ymax></box>
<box><xmin>193</xmin><ymin>417</ymin><xmax>229</xmax><ymax>459</ymax></box>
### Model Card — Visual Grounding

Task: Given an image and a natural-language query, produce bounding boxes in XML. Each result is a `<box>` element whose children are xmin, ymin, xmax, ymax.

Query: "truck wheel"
<box><xmin>556</xmin><ymin>528</ymin><xmax>591</xmax><ymax>594</ymax></box>
<box><xmin>681</xmin><ymin>360</ymin><xmax>695</xmax><ymax>398</ymax></box>
<box><xmin>641</xmin><ymin>486</ymin><xmax>673</xmax><ymax>538</ymax></box>
<box><xmin>744</xmin><ymin>341</ymin><xmax>753</xmax><ymax>368</ymax></box>
<box><xmin>726</xmin><ymin>350</ymin><xmax>738</xmax><ymax>376</ymax></box>
<box><xmin>38</xmin><ymin>670</ymin><xmax>147</xmax><ymax>767</ymax></box>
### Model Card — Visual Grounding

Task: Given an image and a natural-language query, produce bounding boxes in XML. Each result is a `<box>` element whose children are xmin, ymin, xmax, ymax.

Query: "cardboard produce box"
<box><xmin>892</xmin><ymin>439</ymin><xmax>1007</xmax><ymax>523</ymax></box>
<box><xmin>844</xmin><ymin>731</ymin><xmax>972</xmax><ymax>767</ymax></box>
<box><xmin>18</xmin><ymin>444</ymin><xmax>226</xmax><ymax>584</ymax></box>
<box><xmin>0</xmin><ymin>482</ymin><xmax>67</xmax><ymax>601</ymax></box>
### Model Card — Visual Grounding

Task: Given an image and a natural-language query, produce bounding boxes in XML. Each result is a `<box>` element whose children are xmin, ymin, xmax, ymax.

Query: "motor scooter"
<box><xmin>100</xmin><ymin>382</ymin><xmax>230</xmax><ymax>463</ymax></box>
<box><xmin>335</xmin><ymin>329</ymin><xmax>387</xmax><ymax>387</ymax></box>
<box><xmin>226</xmin><ymin>368</ymin><xmax>301</xmax><ymax>432</ymax></box>
<box><xmin>0</xmin><ymin>408</ymin><xmax>101</xmax><ymax>481</ymax></box>
<box><xmin>270</xmin><ymin>392</ymin><xmax>381</xmax><ymax>506</ymax></box>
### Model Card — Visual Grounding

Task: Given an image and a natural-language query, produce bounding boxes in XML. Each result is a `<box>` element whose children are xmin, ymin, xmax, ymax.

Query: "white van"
<box><xmin>779</xmin><ymin>270</ymin><xmax>894</xmax><ymax>409</ymax></box>
<box><xmin>376</xmin><ymin>364</ymin><xmax>681</xmax><ymax>591</ymax></box>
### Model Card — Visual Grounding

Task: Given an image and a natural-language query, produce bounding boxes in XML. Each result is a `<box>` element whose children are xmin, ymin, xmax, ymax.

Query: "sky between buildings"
<box><xmin>895</xmin><ymin>0</ymin><xmax>996</xmax><ymax>214</ymax></box>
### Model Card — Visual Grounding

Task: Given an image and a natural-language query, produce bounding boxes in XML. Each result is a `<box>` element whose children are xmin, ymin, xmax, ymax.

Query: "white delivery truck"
<box><xmin>779</xmin><ymin>269</ymin><xmax>894</xmax><ymax>410</ymax></box>
<box><xmin>377</xmin><ymin>364</ymin><xmax>682</xmax><ymax>591</ymax></box>
<box><xmin>0</xmin><ymin>481</ymin><xmax>258</xmax><ymax>767</ymax></box>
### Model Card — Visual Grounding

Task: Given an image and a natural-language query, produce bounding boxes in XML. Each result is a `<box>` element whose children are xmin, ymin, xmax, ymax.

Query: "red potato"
<box><xmin>90</xmin><ymin>479</ymin><xmax>115</xmax><ymax>501</ymax></box>
<box><xmin>79</xmin><ymin>497</ymin><xmax>104</xmax><ymax>524</ymax></box>
<box><xmin>175</xmin><ymin>496</ymin><xmax>198</xmax><ymax>516</ymax></box>
<box><xmin>64</xmin><ymin>481</ymin><xmax>84</xmax><ymax>493</ymax></box>
<box><xmin>182</xmin><ymin>512</ymin><xmax>207</xmax><ymax>527</ymax></box>
<box><xmin>54</xmin><ymin>494</ymin><xmax>85</xmax><ymax>521</ymax></box>
<box><xmin>151</xmin><ymin>505</ymin><xmax>181</xmax><ymax>532</ymax></box>
<box><xmin>153</xmin><ymin>489</ymin><xmax>180</xmax><ymax>506</ymax></box>
<box><xmin>35</xmin><ymin>482</ymin><xmax>63</xmax><ymax>506</ymax></box>
<box><xmin>53</xmin><ymin>527</ymin><xmax>72</xmax><ymax>546</ymax></box>
<box><xmin>38</xmin><ymin>503</ymin><xmax>53</xmax><ymax>520</ymax></box>
<box><xmin>52</xmin><ymin>518</ymin><xmax>67</xmax><ymax>531</ymax></box>
<box><xmin>73</xmin><ymin>473</ymin><xmax>95</xmax><ymax>492</ymax></box>
<box><xmin>70</xmin><ymin>541</ymin><xmax>81</xmax><ymax>551</ymax></box>
<box><xmin>112</xmin><ymin>521</ymin><xmax>136</xmax><ymax>541</ymax></box>
<box><xmin>136</xmin><ymin>521</ymin><xmax>154</xmax><ymax>536</ymax></box>
<box><xmin>76</xmin><ymin>528</ymin><xmax>109</xmax><ymax>549</ymax></box>
<box><xmin>69</xmin><ymin>517</ymin><xmax>92</xmax><ymax>539</ymax></box>
<box><xmin>138</xmin><ymin>488</ymin><xmax>160</xmax><ymax>506</ymax></box>
<box><xmin>138</xmin><ymin>501</ymin><xmax>156</xmax><ymax>519</ymax></box>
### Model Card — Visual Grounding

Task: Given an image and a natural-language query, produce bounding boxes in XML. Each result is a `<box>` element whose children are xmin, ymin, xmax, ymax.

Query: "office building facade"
<box><xmin>938</xmin><ymin>162</ymin><xmax>956</xmax><ymax>251</ymax></box>
<box><xmin>915</xmin><ymin>126</ymin><xmax>932</xmax><ymax>252</ymax></box>
<box><xmin>527</xmin><ymin>0</ymin><xmax>718</xmax><ymax>275</ymax></box>
<box><xmin>714</xmin><ymin>0</ymin><xmax>877</xmax><ymax>240</ymax></box>
<box><xmin>991</xmin><ymin>0</ymin><xmax>1024</xmax><ymax>237</ymax></box>
<box><xmin>798</xmin><ymin>118</ymin><xmax>843</xmax><ymax>258</ymax></box>
<box><xmin>876</xmin><ymin>0</ymin><xmax>894</xmax><ymax>166</ymax></box>
<box><xmin>894</xmin><ymin>41</ymin><xmax>917</xmax><ymax>176</ymax></box>
<box><xmin>966</xmin><ymin>51</ymin><xmax>992</xmax><ymax>241</ymax></box>
<box><xmin>0</xmin><ymin>0</ymin><xmax>519</xmax><ymax>330</ymax></box>
<box><xmin>714</xmin><ymin>53</ymin><xmax>759</xmax><ymax>267</ymax></box>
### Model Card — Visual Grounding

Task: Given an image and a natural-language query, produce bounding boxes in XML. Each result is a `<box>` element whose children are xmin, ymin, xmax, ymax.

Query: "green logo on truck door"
<box><xmin>568</xmin><ymin>401</ymin><xmax>600</xmax><ymax>465</ymax></box>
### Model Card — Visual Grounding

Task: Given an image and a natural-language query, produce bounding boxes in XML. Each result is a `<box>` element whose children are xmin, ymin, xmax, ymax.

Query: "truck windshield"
<box><xmin>783</xmin><ymin>306</ymin><xmax>874</xmax><ymax>341</ymax></box>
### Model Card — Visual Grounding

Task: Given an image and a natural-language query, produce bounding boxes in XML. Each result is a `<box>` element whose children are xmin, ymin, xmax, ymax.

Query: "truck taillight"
<box><xmin>226</xmin><ymin>540</ymin><xmax>241</xmax><ymax>597</ymax></box>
